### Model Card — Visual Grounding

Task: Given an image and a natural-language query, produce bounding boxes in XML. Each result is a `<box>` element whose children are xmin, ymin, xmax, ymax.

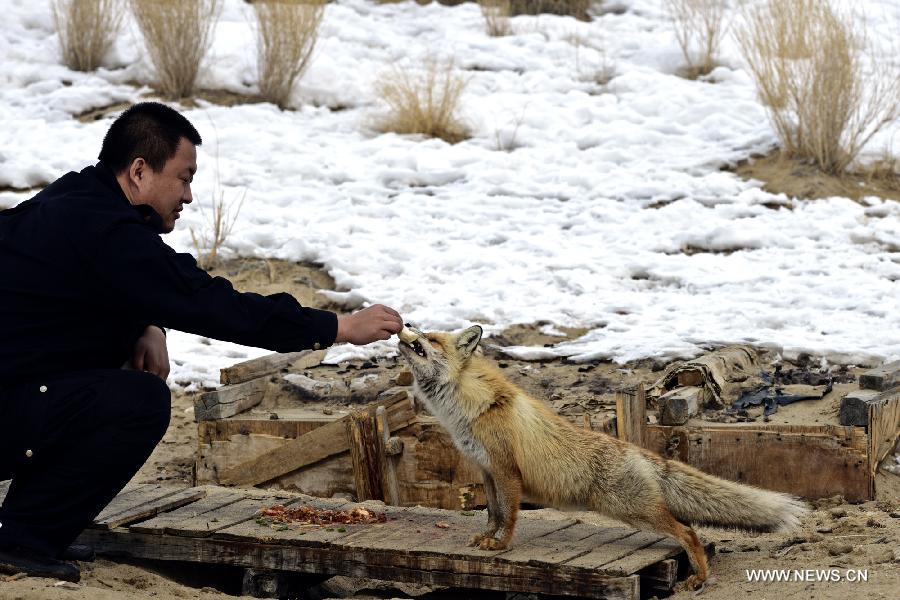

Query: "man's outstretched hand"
<box><xmin>133</xmin><ymin>325</ymin><xmax>170</xmax><ymax>380</ymax></box>
<box><xmin>335</xmin><ymin>304</ymin><xmax>403</xmax><ymax>345</ymax></box>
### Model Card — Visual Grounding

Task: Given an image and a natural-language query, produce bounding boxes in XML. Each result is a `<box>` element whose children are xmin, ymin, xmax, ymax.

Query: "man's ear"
<box><xmin>456</xmin><ymin>325</ymin><xmax>483</xmax><ymax>360</ymax></box>
<box><xmin>128</xmin><ymin>157</ymin><xmax>148</xmax><ymax>188</ymax></box>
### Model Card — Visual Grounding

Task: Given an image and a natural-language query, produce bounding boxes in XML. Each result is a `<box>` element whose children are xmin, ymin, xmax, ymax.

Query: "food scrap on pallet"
<box><xmin>256</xmin><ymin>504</ymin><xmax>387</xmax><ymax>531</ymax></box>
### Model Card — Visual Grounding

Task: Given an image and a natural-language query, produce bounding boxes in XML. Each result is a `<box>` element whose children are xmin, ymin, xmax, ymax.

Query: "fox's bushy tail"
<box><xmin>656</xmin><ymin>459</ymin><xmax>809</xmax><ymax>532</ymax></box>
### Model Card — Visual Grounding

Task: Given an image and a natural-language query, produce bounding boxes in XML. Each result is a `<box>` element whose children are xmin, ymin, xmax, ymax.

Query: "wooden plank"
<box><xmin>638</xmin><ymin>558</ymin><xmax>678</xmax><ymax>595</ymax></box>
<box><xmin>75</xmin><ymin>528</ymin><xmax>640</xmax><ymax>599</ymax></box>
<box><xmin>646</xmin><ymin>427</ymin><xmax>872</xmax><ymax>502</ymax></box>
<box><xmin>219</xmin><ymin>389</ymin><xmax>414</xmax><ymax>487</ymax></box>
<box><xmin>616</xmin><ymin>385</ymin><xmax>646</xmax><ymax>448</ymax></box>
<box><xmin>220</xmin><ymin>350</ymin><xmax>326</xmax><ymax>386</ymax></box>
<box><xmin>194</xmin><ymin>377</ymin><xmax>269</xmax><ymax>422</ymax></box>
<box><xmin>213</xmin><ymin>496</ymin><xmax>365</xmax><ymax>548</ymax></box>
<box><xmin>564</xmin><ymin>530</ymin><xmax>663</xmax><ymax>569</ymax></box>
<box><xmin>348</xmin><ymin>410</ymin><xmax>383</xmax><ymax>501</ymax></box>
<box><xmin>868</xmin><ymin>389</ymin><xmax>900</xmax><ymax>486</ymax></box>
<box><xmin>599</xmin><ymin>536</ymin><xmax>683</xmax><ymax>575</ymax></box>
<box><xmin>93</xmin><ymin>484</ymin><xmax>169</xmax><ymax>524</ymax></box>
<box><xmin>860</xmin><ymin>360</ymin><xmax>900</xmax><ymax>391</ymax></box>
<box><xmin>375</xmin><ymin>406</ymin><xmax>401</xmax><ymax>505</ymax></box>
<box><xmin>840</xmin><ymin>389</ymin><xmax>893</xmax><ymax>427</ymax></box>
<box><xmin>95</xmin><ymin>488</ymin><xmax>207</xmax><ymax>530</ymax></box>
<box><xmin>166</xmin><ymin>495</ymin><xmax>302</xmax><ymax>538</ymax></box>
<box><xmin>130</xmin><ymin>491</ymin><xmax>246</xmax><ymax>535</ymax></box>
<box><xmin>491</xmin><ymin>521</ymin><xmax>622</xmax><ymax>566</ymax></box>
<box><xmin>658</xmin><ymin>386</ymin><xmax>704</xmax><ymax>426</ymax></box>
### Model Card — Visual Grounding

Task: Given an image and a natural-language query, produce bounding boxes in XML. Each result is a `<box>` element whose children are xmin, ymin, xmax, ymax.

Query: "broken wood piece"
<box><xmin>348</xmin><ymin>410</ymin><xmax>384</xmax><ymax>502</ymax></box>
<box><xmin>616</xmin><ymin>385</ymin><xmax>646</xmax><ymax>448</ymax></box>
<box><xmin>840</xmin><ymin>389</ymin><xmax>886</xmax><ymax>427</ymax></box>
<box><xmin>658</xmin><ymin>387</ymin><xmax>705</xmax><ymax>426</ymax></box>
<box><xmin>867</xmin><ymin>387</ymin><xmax>900</xmax><ymax>480</ymax></box>
<box><xmin>219</xmin><ymin>390</ymin><xmax>414</xmax><ymax>487</ymax></box>
<box><xmin>220</xmin><ymin>350</ymin><xmax>326</xmax><ymax>386</ymax></box>
<box><xmin>194</xmin><ymin>378</ymin><xmax>269</xmax><ymax>422</ymax></box>
<box><xmin>859</xmin><ymin>360</ymin><xmax>900</xmax><ymax>391</ymax></box>
<box><xmin>376</xmin><ymin>405</ymin><xmax>401</xmax><ymax>506</ymax></box>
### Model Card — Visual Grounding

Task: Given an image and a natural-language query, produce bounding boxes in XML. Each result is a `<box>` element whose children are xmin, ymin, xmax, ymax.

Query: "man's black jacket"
<box><xmin>0</xmin><ymin>162</ymin><xmax>338</xmax><ymax>384</ymax></box>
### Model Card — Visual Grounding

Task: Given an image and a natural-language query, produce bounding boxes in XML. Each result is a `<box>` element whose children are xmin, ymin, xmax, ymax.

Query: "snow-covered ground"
<box><xmin>1</xmin><ymin>0</ymin><xmax>898</xmax><ymax>389</ymax></box>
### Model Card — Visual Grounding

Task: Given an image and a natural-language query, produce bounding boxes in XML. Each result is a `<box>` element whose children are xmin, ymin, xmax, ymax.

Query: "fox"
<box><xmin>397</xmin><ymin>325</ymin><xmax>809</xmax><ymax>589</ymax></box>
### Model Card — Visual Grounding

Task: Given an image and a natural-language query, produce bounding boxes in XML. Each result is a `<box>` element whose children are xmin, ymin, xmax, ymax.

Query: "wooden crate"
<box><xmin>195</xmin><ymin>357</ymin><xmax>899</xmax><ymax>507</ymax></box>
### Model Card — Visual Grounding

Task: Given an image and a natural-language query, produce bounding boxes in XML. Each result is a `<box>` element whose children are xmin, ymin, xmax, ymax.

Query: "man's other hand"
<box><xmin>335</xmin><ymin>304</ymin><xmax>403</xmax><ymax>345</ymax></box>
<box><xmin>132</xmin><ymin>325</ymin><xmax>170</xmax><ymax>380</ymax></box>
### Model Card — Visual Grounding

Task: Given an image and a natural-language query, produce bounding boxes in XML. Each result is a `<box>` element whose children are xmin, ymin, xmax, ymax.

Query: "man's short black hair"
<box><xmin>99</xmin><ymin>102</ymin><xmax>202</xmax><ymax>174</ymax></box>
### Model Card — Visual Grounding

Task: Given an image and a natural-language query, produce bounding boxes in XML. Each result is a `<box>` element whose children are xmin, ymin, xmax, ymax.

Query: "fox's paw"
<box><xmin>684</xmin><ymin>575</ymin><xmax>706</xmax><ymax>592</ymax></box>
<box><xmin>477</xmin><ymin>537</ymin><xmax>507</xmax><ymax>551</ymax></box>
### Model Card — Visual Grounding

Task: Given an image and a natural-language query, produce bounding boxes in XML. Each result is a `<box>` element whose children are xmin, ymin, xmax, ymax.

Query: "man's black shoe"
<box><xmin>59</xmin><ymin>544</ymin><xmax>95</xmax><ymax>562</ymax></box>
<box><xmin>0</xmin><ymin>545</ymin><xmax>81</xmax><ymax>582</ymax></box>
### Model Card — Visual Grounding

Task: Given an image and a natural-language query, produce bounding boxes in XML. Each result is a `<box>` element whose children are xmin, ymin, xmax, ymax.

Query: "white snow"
<box><xmin>1</xmin><ymin>0</ymin><xmax>898</xmax><ymax>390</ymax></box>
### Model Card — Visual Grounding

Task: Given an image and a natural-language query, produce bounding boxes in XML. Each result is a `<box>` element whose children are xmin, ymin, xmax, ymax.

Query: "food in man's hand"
<box><xmin>398</xmin><ymin>326</ymin><xmax>419</xmax><ymax>344</ymax></box>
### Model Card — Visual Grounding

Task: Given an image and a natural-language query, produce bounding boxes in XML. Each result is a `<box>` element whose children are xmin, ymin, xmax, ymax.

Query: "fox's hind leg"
<box><xmin>476</xmin><ymin>469</ymin><xmax>522</xmax><ymax>551</ymax></box>
<box><xmin>470</xmin><ymin>470</ymin><xmax>502</xmax><ymax>547</ymax></box>
<box><xmin>624</xmin><ymin>504</ymin><xmax>708</xmax><ymax>590</ymax></box>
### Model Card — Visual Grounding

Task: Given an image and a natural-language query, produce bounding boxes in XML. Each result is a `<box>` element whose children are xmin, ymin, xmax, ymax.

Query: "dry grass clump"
<box><xmin>130</xmin><ymin>0</ymin><xmax>222</xmax><ymax>99</ymax></box>
<box><xmin>737</xmin><ymin>0</ymin><xmax>900</xmax><ymax>175</ymax></box>
<box><xmin>478</xmin><ymin>0</ymin><xmax>512</xmax><ymax>37</ymax></box>
<box><xmin>665</xmin><ymin>0</ymin><xmax>728</xmax><ymax>79</ymax></box>
<box><xmin>373</xmin><ymin>59</ymin><xmax>470</xmax><ymax>144</ymax></box>
<box><xmin>52</xmin><ymin>0</ymin><xmax>124</xmax><ymax>71</ymax></box>
<box><xmin>191</xmin><ymin>185</ymin><xmax>245</xmax><ymax>270</ymax></box>
<box><xmin>253</xmin><ymin>0</ymin><xmax>326</xmax><ymax>109</ymax></box>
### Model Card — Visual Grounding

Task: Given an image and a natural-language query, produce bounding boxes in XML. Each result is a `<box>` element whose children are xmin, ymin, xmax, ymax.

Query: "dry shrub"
<box><xmin>737</xmin><ymin>0</ymin><xmax>900</xmax><ymax>175</ymax></box>
<box><xmin>130</xmin><ymin>0</ymin><xmax>222</xmax><ymax>98</ymax></box>
<box><xmin>570</xmin><ymin>33</ymin><xmax>616</xmax><ymax>85</ymax></box>
<box><xmin>665</xmin><ymin>0</ymin><xmax>728</xmax><ymax>78</ymax></box>
<box><xmin>253</xmin><ymin>0</ymin><xmax>326</xmax><ymax>109</ymax></box>
<box><xmin>373</xmin><ymin>59</ymin><xmax>470</xmax><ymax>144</ymax></box>
<box><xmin>478</xmin><ymin>0</ymin><xmax>511</xmax><ymax>37</ymax></box>
<box><xmin>190</xmin><ymin>185</ymin><xmax>245</xmax><ymax>270</ymax></box>
<box><xmin>52</xmin><ymin>0</ymin><xmax>124</xmax><ymax>71</ymax></box>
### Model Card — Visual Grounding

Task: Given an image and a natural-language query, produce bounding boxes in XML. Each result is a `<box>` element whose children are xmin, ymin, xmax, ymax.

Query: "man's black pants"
<box><xmin>0</xmin><ymin>369</ymin><xmax>170</xmax><ymax>557</ymax></box>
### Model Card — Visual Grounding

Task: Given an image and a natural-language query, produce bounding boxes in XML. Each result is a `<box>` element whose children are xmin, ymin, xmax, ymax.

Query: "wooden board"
<box><xmin>220</xmin><ymin>350</ymin><xmax>326</xmax><ymax>386</ymax></box>
<box><xmin>73</xmin><ymin>486</ymin><xmax>713</xmax><ymax>600</ymax></box>
<box><xmin>616</xmin><ymin>386</ymin><xmax>646</xmax><ymax>447</ymax></box>
<box><xmin>129</xmin><ymin>490</ymin><xmax>246</xmax><ymax>535</ymax></box>
<box><xmin>76</xmin><ymin>528</ymin><xmax>640</xmax><ymax>600</ymax></box>
<box><xmin>647</xmin><ymin>425</ymin><xmax>871</xmax><ymax>501</ymax></box>
<box><xmin>94</xmin><ymin>484</ymin><xmax>174</xmax><ymax>523</ymax></box>
<box><xmin>219</xmin><ymin>389</ymin><xmax>415</xmax><ymax>487</ymax></box>
<box><xmin>859</xmin><ymin>361</ymin><xmax>900</xmax><ymax>391</ymax></box>
<box><xmin>868</xmin><ymin>388</ymin><xmax>900</xmax><ymax>493</ymax></box>
<box><xmin>94</xmin><ymin>488</ymin><xmax>207</xmax><ymax>530</ymax></box>
<box><xmin>194</xmin><ymin>377</ymin><xmax>270</xmax><ymax>421</ymax></box>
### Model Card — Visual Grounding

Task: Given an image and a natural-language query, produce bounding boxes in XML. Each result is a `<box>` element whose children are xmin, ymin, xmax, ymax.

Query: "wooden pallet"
<box><xmin>6</xmin><ymin>483</ymin><xmax>692</xmax><ymax>599</ymax></box>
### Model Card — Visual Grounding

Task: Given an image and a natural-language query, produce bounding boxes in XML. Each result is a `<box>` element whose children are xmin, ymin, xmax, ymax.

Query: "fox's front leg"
<box><xmin>470</xmin><ymin>470</ymin><xmax>501</xmax><ymax>547</ymax></box>
<box><xmin>477</xmin><ymin>470</ymin><xmax>522</xmax><ymax>551</ymax></box>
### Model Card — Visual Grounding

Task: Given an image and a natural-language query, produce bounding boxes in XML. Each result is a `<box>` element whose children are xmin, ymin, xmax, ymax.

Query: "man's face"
<box><xmin>135</xmin><ymin>138</ymin><xmax>197</xmax><ymax>233</ymax></box>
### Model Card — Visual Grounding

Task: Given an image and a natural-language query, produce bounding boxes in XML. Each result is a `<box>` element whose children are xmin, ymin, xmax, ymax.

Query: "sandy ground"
<box><xmin>2</xmin><ymin>259</ymin><xmax>898</xmax><ymax>600</ymax></box>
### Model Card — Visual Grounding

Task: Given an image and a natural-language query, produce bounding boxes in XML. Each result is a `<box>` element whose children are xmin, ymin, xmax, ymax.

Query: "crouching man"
<box><xmin>0</xmin><ymin>102</ymin><xmax>403</xmax><ymax>581</ymax></box>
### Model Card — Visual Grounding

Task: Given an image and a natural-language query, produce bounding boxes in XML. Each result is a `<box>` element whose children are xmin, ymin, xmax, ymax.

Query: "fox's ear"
<box><xmin>456</xmin><ymin>325</ymin><xmax>483</xmax><ymax>360</ymax></box>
